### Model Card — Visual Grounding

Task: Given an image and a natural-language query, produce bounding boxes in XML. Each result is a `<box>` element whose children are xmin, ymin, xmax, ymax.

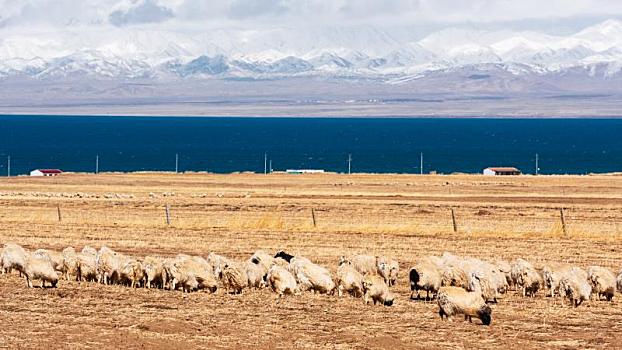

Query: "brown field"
<box><xmin>1</xmin><ymin>172</ymin><xmax>622</xmax><ymax>349</ymax></box>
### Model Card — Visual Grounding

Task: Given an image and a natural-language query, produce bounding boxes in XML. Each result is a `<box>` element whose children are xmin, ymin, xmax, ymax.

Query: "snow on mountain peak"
<box><xmin>0</xmin><ymin>19</ymin><xmax>620</xmax><ymax>81</ymax></box>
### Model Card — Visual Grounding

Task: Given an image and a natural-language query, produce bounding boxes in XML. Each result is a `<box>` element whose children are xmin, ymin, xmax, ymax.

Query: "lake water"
<box><xmin>1</xmin><ymin>115</ymin><xmax>621</xmax><ymax>175</ymax></box>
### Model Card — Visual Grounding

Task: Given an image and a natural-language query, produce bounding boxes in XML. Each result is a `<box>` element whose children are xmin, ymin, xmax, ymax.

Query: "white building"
<box><xmin>483</xmin><ymin>167</ymin><xmax>521</xmax><ymax>176</ymax></box>
<box><xmin>30</xmin><ymin>169</ymin><xmax>63</xmax><ymax>177</ymax></box>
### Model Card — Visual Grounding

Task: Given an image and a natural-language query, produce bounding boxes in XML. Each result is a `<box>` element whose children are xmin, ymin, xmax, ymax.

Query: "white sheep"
<box><xmin>76</xmin><ymin>246</ymin><xmax>98</xmax><ymax>282</ymax></box>
<box><xmin>1</xmin><ymin>243</ymin><xmax>28</xmax><ymax>275</ymax></box>
<box><xmin>33</xmin><ymin>249</ymin><xmax>64</xmax><ymax>273</ymax></box>
<box><xmin>168</xmin><ymin>255</ymin><xmax>218</xmax><ymax>293</ymax></box>
<box><xmin>437</xmin><ymin>286</ymin><xmax>492</xmax><ymax>326</ymax></box>
<box><xmin>120</xmin><ymin>258</ymin><xmax>145</xmax><ymax>288</ymax></box>
<box><xmin>586</xmin><ymin>266</ymin><xmax>616</xmax><ymax>301</ymax></box>
<box><xmin>336</xmin><ymin>260</ymin><xmax>364</xmax><ymax>298</ymax></box>
<box><xmin>559</xmin><ymin>271</ymin><xmax>592</xmax><ymax>307</ymax></box>
<box><xmin>542</xmin><ymin>263</ymin><xmax>572</xmax><ymax>297</ymax></box>
<box><xmin>222</xmin><ymin>261</ymin><xmax>248</xmax><ymax>294</ymax></box>
<box><xmin>207</xmin><ymin>252</ymin><xmax>232</xmax><ymax>280</ymax></box>
<box><xmin>288</xmin><ymin>257</ymin><xmax>335</xmax><ymax>294</ymax></box>
<box><xmin>24</xmin><ymin>253</ymin><xmax>59</xmax><ymax>288</ymax></box>
<box><xmin>266</xmin><ymin>265</ymin><xmax>297</xmax><ymax>298</ymax></box>
<box><xmin>249</xmin><ymin>250</ymin><xmax>274</xmax><ymax>274</ymax></box>
<box><xmin>142</xmin><ymin>256</ymin><xmax>165</xmax><ymax>289</ymax></box>
<box><xmin>62</xmin><ymin>247</ymin><xmax>79</xmax><ymax>281</ymax></box>
<box><xmin>617</xmin><ymin>269</ymin><xmax>622</xmax><ymax>293</ymax></box>
<box><xmin>96</xmin><ymin>246</ymin><xmax>124</xmax><ymax>285</ymax></box>
<box><xmin>245</xmin><ymin>260</ymin><xmax>266</xmax><ymax>288</ymax></box>
<box><xmin>362</xmin><ymin>275</ymin><xmax>394</xmax><ymax>306</ymax></box>
<box><xmin>377</xmin><ymin>256</ymin><xmax>399</xmax><ymax>287</ymax></box>
<box><xmin>348</xmin><ymin>255</ymin><xmax>378</xmax><ymax>276</ymax></box>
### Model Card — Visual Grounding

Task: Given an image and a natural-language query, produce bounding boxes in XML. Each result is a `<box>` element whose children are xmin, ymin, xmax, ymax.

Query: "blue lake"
<box><xmin>1</xmin><ymin>116</ymin><xmax>621</xmax><ymax>175</ymax></box>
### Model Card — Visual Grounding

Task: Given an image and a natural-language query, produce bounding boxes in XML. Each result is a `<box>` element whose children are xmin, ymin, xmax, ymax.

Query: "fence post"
<box><xmin>560</xmin><ymin>208</ymin><xmax>567</xmax><ymax>236</ymax></box>
<box><xmin>165</xmin><ymin>204</ymin><xmax>171</xmax><ymax>226</ymax></box>
<box><xmin>311</xmin><ymin>208</ymin><xmax>316</xmax><ymax>228</ymax></box>
<box><xmin>451</xmin><ymin>208</ymin><xmax>457</xmax><ymax>233</ymax></box>
<box><xmin>57</xmin><ymin>205</ymin><xmax>62</xmax><ymax>222</ymax></box>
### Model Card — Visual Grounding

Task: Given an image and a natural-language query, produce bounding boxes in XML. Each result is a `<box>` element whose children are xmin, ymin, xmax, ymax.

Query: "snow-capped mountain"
<box><xmin>1</xmin><ymin>20</ymin><xmax>622</xmax><ymax>84</ymax></box>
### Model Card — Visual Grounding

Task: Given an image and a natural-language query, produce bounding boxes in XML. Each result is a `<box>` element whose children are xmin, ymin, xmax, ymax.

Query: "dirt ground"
<box><xmin>1</xmin><ymin>172</ymin><xmax>621</xmax><ymax>349</ymax></box>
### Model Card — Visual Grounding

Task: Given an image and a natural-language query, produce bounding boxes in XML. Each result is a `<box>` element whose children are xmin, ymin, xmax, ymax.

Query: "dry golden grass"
<box><xmin>1</xmin><ymin>172</ymin><xmax>622</xmax><ymax>349</ymax></box>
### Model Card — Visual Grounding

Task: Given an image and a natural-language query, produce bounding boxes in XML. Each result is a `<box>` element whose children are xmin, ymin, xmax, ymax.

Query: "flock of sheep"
<box><xmin>1</xmin><ymin>243</ymin><xmax>621</xmax><ymax>326</ymax></box>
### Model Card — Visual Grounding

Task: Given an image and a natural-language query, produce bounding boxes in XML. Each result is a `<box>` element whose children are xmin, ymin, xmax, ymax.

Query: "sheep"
<box><xmin>142</xmin><ymin>256</ymin><xmax>165</xmax><ymax>289</ymax></box>
<box><xmin>96</xmin><ymin>246</ymin><xmax>124</xmax><ymax>285</ymax></box>
<box><xmin>377</xmin><ymin>256</ymin><xmax>399</xmax><ymax>287</ymax></box>
<box><xmin>348</xmin><ymin>254</ymin><xmax>378</xmax><ymax>276</ymax></box>
<box><xmin>206</xmin><ymin>252</ymin><xmax>232</xmax><ymax>280</ymax></box>
<box><xmin>409</xmin><ymin>258</ymin><xmax>443</xmax><ymax>300</ymax></box>
<box><xmin>222</xmin><ymin>261</ymin><xmax>248</xmax><ymax>294</ymax></box>
<box><xmin>468</xmin><ymin>269</ymin><xmax>499</xmax><ymax>303</ymax></box>
<box><xmin>542</xmin><ymin>263</ymin><xmax>573</xmax><ymax>297</ymax></box>
<box><xmin>32</xmin><ymin>249</ymin><xmax>64</xmax><ymax>273</ymax></box>
<box><xmin>559</xmin><ymin>271</ymin><xmax>592</xmax><ymax>307</ymax></box>
<box><xmin>437</xmin><ymin>286</ymin><xmax>492</xmax><ymax>326</ymax></box>
<box><xmin>250</xmin><ymin>250</ymin><xmax>274</xmax><ymax>273</ymax></box>
<box><xmin>288</xmin><ymin>257</ymin><xmax>335</xmax><ymax>294</ymax></box>
<box><xmin>495</xmin><ymin>260</ymin><xmax>513</xmax><ymax>289</ymax></box>
<box><xmin>586</xmin><ymin>266</ymin><xmax>616</xmax><ymax>301</ymax></box>
<box><xmin>76</xmin><ymin>246</ymin><xmax>98</xmax><ymax>282</ymax></box>
<box><xmin>266</xmin><ymin>264</ymin><xmax>297</xmax><ymax>298</ymax></box>
<box><xmin>169</xmin><ymin>255</ymin><xmax>218</xmax><ymax>293</ymax></box>
<box><xmin>1</xmin><ymin>243</ymin><xmax>28</xmax><ymax>275</ymax></box>
<box><xmin>245</xmin><ymin>260</ymin><xmax>266</xmax><ymax>288</ymax></box>
<box><xmin>336</xmin><ymin>260</ymin><xmax>364</xmax><ymax>298</ymax></box>
<box><xmin>362</xmin><ymin>275</ymin><xmax>394</xmax><ymax>306</ymax></box>
<box><xmin>24</xmin><ymin>253</ymin><xmax>59</xmax><ymax>288</ymax></box>
<box><xmin>511</xmin><ymin>258</ymin><xmax>542</xmax><ymax>297</ymax></box>
<box><xmin>119</xmin><ymin>258</ymin><xmax>145</xmax><ymax>288</ymax></box>
<box><xmin>62</xmin><ymin>247</ymin><xmax>78</xmax><ymax>281</ymax></box>
<box><xmin>617</xmin><ymin>270</ymin><xmax>622</xmax><ymax>293</ymax></box>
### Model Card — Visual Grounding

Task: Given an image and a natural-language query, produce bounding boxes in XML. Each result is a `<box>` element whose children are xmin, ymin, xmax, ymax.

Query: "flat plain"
<box><xmin>1</xmin><ymin>172</ymin><xmax>622</xmax><ymax>349</ymax></box>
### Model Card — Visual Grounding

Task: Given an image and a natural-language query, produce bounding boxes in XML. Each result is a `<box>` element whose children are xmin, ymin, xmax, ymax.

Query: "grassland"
<box><xmin>1</xmin><ymin>172</ymin><xmax>622</xmax><ymax>349</ymax></box>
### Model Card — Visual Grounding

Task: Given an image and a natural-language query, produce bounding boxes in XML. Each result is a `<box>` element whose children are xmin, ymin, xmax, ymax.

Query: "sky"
<box><xmin>1</xmin><ymin>0</ymin><xmax>622</xmax><ymax>33</ymax></box>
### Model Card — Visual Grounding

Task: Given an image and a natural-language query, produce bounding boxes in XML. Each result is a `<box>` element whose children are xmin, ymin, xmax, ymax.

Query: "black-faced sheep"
<box><xmin>437</xmin><ymin>286</ymin><xmax>492</xmax><ymax>326</ymax></box>
<box><xmin>409</xmin><ymin>258</ymin><xmax>442</xmax><ymax>300</ymax></box>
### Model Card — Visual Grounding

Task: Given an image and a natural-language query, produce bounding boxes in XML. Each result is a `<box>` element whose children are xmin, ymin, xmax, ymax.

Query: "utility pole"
<box><xmin>269</xmin><ymin>159</ymin><xmax>272</xmax><ymax>174</ymax></box>
<box><xmin>175</xmin><ymin>153</ymin><xmax>179</xmax><ymax>174</ymax></box>
<box><xmin>347</xmin><ymin>154</ymin><xmax>352</xmax><ymax>175</ymax></box>
<box><xmin>420</xmin><ymin>152</ymin><xmax>423</xmax><ymax>175</ymax></box>
<box><xmin>7</xmin><ymin>155</ymin><xmax>10</xmax><ymax>177</ymax></box>
<box><xmin>95</xmin><ymin>155</ymin><xmax>99</xmax><ymax>174</ymax></box>
<box><xmin>264</xmin><ymin>153</ymin><xmax>268</xmax><ymax>174</ymax></box>
<box><xmin>535</xmin><ymin>153</ymin><xmax>539</xmax><ymax>175</ymax></box>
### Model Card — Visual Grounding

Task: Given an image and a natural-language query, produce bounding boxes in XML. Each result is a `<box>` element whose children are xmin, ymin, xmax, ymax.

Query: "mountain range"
<box><xmin>1</xmin><ymin>19</ymin><xmax>621</xmax><ymax>82</ymax></box>
<box><xmin>1</xmin><ymin>19</ymin><xmax>622</xmax><ymax>116</ymax></box>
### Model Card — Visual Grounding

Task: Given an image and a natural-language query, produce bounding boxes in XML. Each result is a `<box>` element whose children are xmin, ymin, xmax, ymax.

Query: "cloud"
<box><xmin>109</xmin><ymin>0</ymin><xmax>174</xmax><ymax>26</ymax></box>
<box><xmin>0</xmin><ymin>0</ymin><xmax>622</xmax><ymax>29</ymax></box>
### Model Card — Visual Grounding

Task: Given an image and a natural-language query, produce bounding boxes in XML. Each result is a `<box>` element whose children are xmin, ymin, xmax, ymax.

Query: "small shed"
<box><xmin>483</xmin><ymin>167</ymin><xmax>521</xmax><ymax>176</ymax></box>
<box><xmin>30</xmin><ymin>169</ymin><xmax>63</xmax><ymax>177</ymax></box>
